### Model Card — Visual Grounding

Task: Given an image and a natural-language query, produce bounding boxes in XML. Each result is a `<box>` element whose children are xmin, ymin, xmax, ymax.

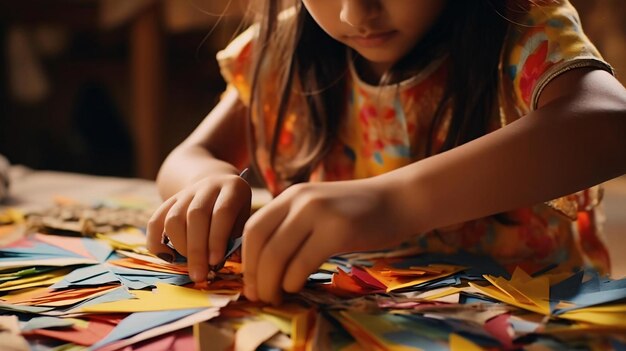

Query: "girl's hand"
<box><xmin>146</xmin><ymin>174</ymin><xmax>251</xmax><ymax>282</ymax></box>
<box><xmin>242</xmin><ymin>178</ymin><xmax>420</xmax><ymax>305</ymax></box>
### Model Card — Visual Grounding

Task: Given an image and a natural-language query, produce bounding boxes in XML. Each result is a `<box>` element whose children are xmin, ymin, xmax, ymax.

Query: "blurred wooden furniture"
<box><xmin>101</xmin><ymin>0</ymin><xmax>248</xmax><ymax>179</ymax></box>
<box><xmin>0</xmin><ymin>0</ymin><xmax>247</xmax><ymax>180</ymax></box>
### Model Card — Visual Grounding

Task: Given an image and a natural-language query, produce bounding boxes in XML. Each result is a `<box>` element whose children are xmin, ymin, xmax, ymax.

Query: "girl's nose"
<box><xmin>339</xmin><ymin>0</ymin><xmax>381</xmax><ymax>28</ymax></box>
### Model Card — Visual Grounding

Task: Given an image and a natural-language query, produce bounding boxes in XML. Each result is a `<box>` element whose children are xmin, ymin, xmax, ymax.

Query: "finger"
<box><xmin>163</xmin><ymin>193</ymin><xmax>193</xmax><ymax>256</ymax></box>
<box><xmin>208</xmin><ymin>181</ymin><xmax>251</xmax><ymax>265</ymax></box>
<box><xmin>242</xmin><ymin>201</ymin><xmax>288</xmax><ymax>301</ymax></box>
<box><xmin>186</xmin><ymin>186</ymin><xmax>219</xmax><ymax>283</ymax></box>
<box><xmin>146</xmin><ymin>197</ymin><xmax>177</xmax><ymax>262</ymax></box>
<box><xmin>256</xmin><ymin>211</ymin><xmax>313</xmax><ymax>305</ymax></box>
<box><xmin>282</xmin><ymin>231</ymin><xmax>336</xmax><ymax>294</ymax></box>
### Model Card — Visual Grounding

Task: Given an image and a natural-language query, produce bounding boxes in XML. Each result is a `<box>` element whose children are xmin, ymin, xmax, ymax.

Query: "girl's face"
<box><xmin>302</xmin><ymin>0</ymin><xmax>447</xmax><ymax>77</ymax></box>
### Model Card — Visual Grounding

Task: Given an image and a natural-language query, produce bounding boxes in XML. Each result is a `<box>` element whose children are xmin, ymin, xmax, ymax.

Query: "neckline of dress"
<box><xmin>347</xmin><ymin>50</ymin><xmax>448</xmax><ymax>94</ymax></box>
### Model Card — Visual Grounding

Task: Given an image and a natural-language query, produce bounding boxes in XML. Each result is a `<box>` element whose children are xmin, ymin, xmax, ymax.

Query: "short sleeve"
<box><xmin>503</xmin><ymin>0</ymin><xmax>614</xmax><ymax>113</ymax></box>
<box><xmin>216</xmin><ymin>25</ymin><xmax>258</xmax><ymax>106</ymax></box>
<box><xmin>500</xmin><ymin>0</ymin><xmax>613</xmax><ymax>220</ymax></box>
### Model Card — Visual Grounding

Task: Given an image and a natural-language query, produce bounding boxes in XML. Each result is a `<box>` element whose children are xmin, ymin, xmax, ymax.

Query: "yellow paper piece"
<box><xmin>0</xmin><ymin>268</ymin><xmax>71</xmax><ymax>292</ymax></box>
<box><xmin>559</xmin><ymin>310</ymin><xmax>626</xmax><ymax>328</ymax></box>
<box><xmin>235</xmin><ymin>320</ymin><xmax>279</xmax><ymax>351</ymax></box>
<box><xmin>421</xmin><ymin>287</ymin><xmax>463</xmax><ymax>301</ymax></box>
<box><xmin>81</xmin><ymin>283</ymin><xmax>238</xmax><ymax>313</ymax></box>
<box><xmin>96</xmin><ymin>228</ymin><xmax>147</xmax><ymax>252</ymax></box>
<box><xmin>450</xmin><ymin>333</ymin><xmax>485</xmax><ymax>351</ymax></box>
<box><xmin>472</xmin><ymin>267</ymin><xmax>550</xmax><ymax>315</ymax></box>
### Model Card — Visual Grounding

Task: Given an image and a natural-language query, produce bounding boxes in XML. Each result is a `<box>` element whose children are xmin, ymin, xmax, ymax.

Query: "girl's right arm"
<box><xmin>146</xmin><ymin>88</ymin><xmax>252</xmax><ymax>283</ymax></box>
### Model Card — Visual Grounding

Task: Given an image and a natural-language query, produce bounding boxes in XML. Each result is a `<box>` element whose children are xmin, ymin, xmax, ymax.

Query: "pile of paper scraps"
<box><xmin>1</xmin><ymin>203</ymin><xmax>625</xmax><ymax>351</ymax></box>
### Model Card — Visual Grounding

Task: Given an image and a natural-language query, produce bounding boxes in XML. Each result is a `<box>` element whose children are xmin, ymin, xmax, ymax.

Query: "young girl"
<box><xmin>147</xmin><ymin>0</ymin><xmax>626</xmax><ymax>305</ymax></box>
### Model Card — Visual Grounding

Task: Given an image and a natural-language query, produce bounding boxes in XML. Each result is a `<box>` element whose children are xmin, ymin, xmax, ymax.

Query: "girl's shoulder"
<box><xmin>501</xmin><ymin>0</ymin><xmax>613</xmax><ymax>114</ymax></box>
<box><xmin>216</xmin><ymin>25</ymin><xmax>258</xmax><ymax>105</ymax></box>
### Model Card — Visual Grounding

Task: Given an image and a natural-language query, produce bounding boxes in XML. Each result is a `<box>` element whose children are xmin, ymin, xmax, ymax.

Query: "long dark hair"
<box><xmin>246</xmin><ymin>0</ymin><xmax>512</xmax><ymax>186</ymax></box>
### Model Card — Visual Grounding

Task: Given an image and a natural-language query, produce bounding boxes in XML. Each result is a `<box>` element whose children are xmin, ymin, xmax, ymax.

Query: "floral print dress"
<box><xmin>217</xmin><ymin>0</ymin><xmax>614</xmax><ymax>275</ymax></box>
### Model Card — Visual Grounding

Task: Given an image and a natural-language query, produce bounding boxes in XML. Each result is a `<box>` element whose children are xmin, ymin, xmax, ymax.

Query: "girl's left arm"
<box><xmin>242</xmin><ymin>68</ymin><xmax>626</xmax><ymax>304</ymax></box>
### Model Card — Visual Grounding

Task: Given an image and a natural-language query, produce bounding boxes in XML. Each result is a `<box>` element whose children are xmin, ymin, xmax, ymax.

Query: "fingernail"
<box><xmin>157</xmin><ymin>252</ymin><xmax>173</xmax><ymax>263</ymax></box>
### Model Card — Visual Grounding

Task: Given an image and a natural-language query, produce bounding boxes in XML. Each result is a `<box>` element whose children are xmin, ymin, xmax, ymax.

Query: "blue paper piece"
<box><xmin>83</xmin><ymin>238</ymin><xmax>113</xmax><ymax>263</ymax></box>
<box><xmin>109</xmin><ymin>266</ymin><xmax>185</xmax><ymax>277</ymax></box>
<box><xmin>109</xmin><ymin>265</ymin><xmax>191</xmax><ymax>289</ymax></box>
<box><xmin>553</xmin><ymin>273</ymin><xmax>626</xmax><ymax>314</ymax></box>
<box><xmin>0</xmin><ymin>241</ymin><xmax>84</xmax><ymax>261</ymax></box>
<box><xmin>50</xmin><ymin>264</ymin><xmax>120</xmax><ymax>289</ymax></box>
<box><xmin>22</xmin><ymin>316</ymin><xmax>75</xmax><ymax>331</ymax></box>
<box><xmin>89</xmin><ymin>308</ymin><xmax>203</xmax><ymax>350</ymax></box>
<box><xmin>509</xmin><ymin>318</ymin><xmax>540</xmax><ymax>334</ymax></box>
<box><xmin>549</xmin><ymin>270</ymin><xmax>583</xmax><ymax>311</ymax></box>
<box><xmin>115</xmin><ymin>274</ymin><xmax>191</xmax><ymax>290</ymax></box>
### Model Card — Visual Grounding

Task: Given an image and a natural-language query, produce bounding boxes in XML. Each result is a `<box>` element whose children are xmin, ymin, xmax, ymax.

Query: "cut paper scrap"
<box><xmin>449</xmin><ymin>333</ymin><xmax>485</xmax><ymax>351</ymax></box>
<box><xmin>126</xmin><ymin>329</ymin><xmax>194</xmax><ymax>351</ymax></box>
<box><xmin>469</xmin><ymin>267</ymin><xmax>550</xmax><ymax>315</ymax></box>
<box><xmin>0</xmin><ymin>237</ymin><xmax>98</xmax><ymax>269</ymax></box>
<box><xmin>0</xmin><ymin>301</ymin><xmax>53</xmax><ymax>314</ymax></box>
<box><xmin>108</xmin><ymin>250</ymin><xmax>188</xmax><ymax>275</ymax></box>
<box><xmin>5</xmin><ymin>284</ymin><xmax>119</xmax><ymax>307</ymax></box>
<box><xmin>0</xmin><ymin>267</ymin><xmax>72</xmax><ymax>291</ymax></box>
<box><xmin>0</xmin><ymin>257</ymin><xmax>98</xmax><ymax>271</ymax></box>
<box><xmin>0</xmin><ymin>266</ymin><xmax>56</xmax><ymax>282</ymax></box>
<box><xmin>94</xmin><ymin>307</ymin><xmax>220</xmax><ymax>351</ymax></box>
<box><xmin>23</xmin><ymin>316</ymin><xmax>120</xmax><ymax>346</ymax></box>
<box><xmin>81</xmin><ymin>282</ymin><xmax>239</xmax><ymax>313</ymax></box>
<box><xmin>34</xmin><ymin>233</ymin><xmax>111</xmax><ymax>261</ymax></box>
<box><xmin>258</xmin><ymin>303</ymin><xmax>316</xmax><ymax>350</ymax></box>
<box><xmin>558</xmin><ymin>304</ymin><xmax>626</xmax><ymax>328</ymax></box>
<box><xmin>235</xmin><ymin>320</ymin><xmax>280</xmax><ymax>351</ymax></box>
<box><xmin>107</xmin><ymin>257</ymin><xmax>188</xmax><ymax>275</ymax></box>
<box><xmin>553</xmin><ymin>274</ymin><xmax>626</xmax><ymax>314</ymax></box>
<box><xmin>109</xmin><ymin>265</ymin><xmax>192</xmax><ymax>290</ymax></box>
<box><xmin>50</xmin><ymin>264</ymin><xmax>119</xmax><ymax>289</ymax></box>
<box><xmin>332</xmin><ymin>311</ymin><xmax>425</xmax><ymax>351</ymax></box>
<box><xmin>390</xmin><ymin>252</ymin><xmax>509</xmax><ymax>279</ymax></box>
<box><xmin>21</xmin><ymin>316</ymin><xmax>76</xmax><ymax>331</ymax></box>
<box><xmin>364</xmin><ymin>263</ymin><xmax>465</xmax><ymax>292</ymax></box>
<box><xmin>89</xmin><ymin>308</ymin><xmax>203</xmax><ymax>350</ymax></box>
<box><xmin>61</xmin><ymin>286</ymin><xmax>136</xmax><ymax>315</ymax></box>
<box><xmin>95</xmin><ymin>228</ymin><xmax>147</xmax><ymax>253</ymax></box>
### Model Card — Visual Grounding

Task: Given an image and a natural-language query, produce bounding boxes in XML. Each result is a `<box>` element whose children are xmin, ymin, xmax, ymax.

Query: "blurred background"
<box><xmin>0</xmin><ymin>0</ymin><xmax>624</xmax><ymax>180</ymax></box>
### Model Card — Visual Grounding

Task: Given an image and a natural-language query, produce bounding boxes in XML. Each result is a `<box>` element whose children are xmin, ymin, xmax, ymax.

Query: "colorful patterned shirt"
<box><xmin>217</xmin><ymin>0</ymin><xmax>614</xmax><ymax>275</ymax></box>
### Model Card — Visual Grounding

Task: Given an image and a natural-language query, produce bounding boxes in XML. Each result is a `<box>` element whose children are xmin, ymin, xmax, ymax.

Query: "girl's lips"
<box><xmin>348</xmin><ymin>30</ymin><xmax>397</xmax><ymax>48</ymax></box>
